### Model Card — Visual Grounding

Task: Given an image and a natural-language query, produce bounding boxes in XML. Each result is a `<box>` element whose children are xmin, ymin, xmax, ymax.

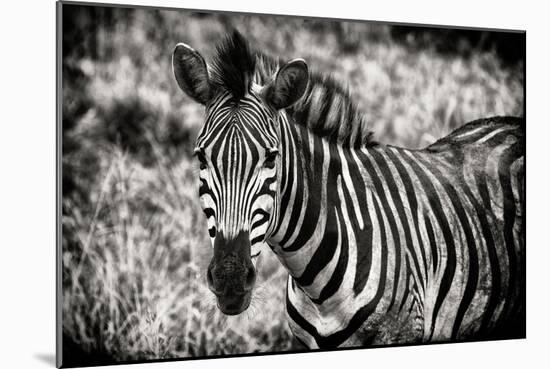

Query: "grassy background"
<box><xmin>61</xmin><ymin>3</ymin><xmax>524</xmax><ymax>365</ymax></box>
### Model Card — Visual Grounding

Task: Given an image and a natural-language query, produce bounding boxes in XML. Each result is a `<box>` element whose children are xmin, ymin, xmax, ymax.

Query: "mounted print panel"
<box><xmin>57</xmin><ymin>1</ymin><xmax>525</xmax><ymax>367</ymax></box>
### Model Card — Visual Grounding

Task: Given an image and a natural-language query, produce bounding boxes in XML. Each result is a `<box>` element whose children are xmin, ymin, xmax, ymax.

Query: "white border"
<box><xmin>1</xmin><ymin>1</ymin><xmax>548</xmax><ymax>368</ymax></box>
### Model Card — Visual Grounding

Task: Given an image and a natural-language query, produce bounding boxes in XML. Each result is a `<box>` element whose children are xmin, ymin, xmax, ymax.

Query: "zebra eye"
<box><xmin>194</xmin><ymin>149</ymin><xmax>208</xmax><ymax>170</ymax></box>
<box><xmin>264</xmin><ymin>149</ymin><xmax>278</xmax><ymax>168</ymax></box>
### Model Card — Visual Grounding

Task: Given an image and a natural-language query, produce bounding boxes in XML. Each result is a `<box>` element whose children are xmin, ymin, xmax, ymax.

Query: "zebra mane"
<box><xmin>210</xmin><ymin>30</ymin><xmax>256</xmax><ymax>101</ymax></box>
<box><xmin>211</xmin><ymin>30</ymin><xmax>376</xmax><ymax>148</ymax></box>
<box><xmin>285</xmin><ymin>72</ymin><xmax>376</xmax><ymax>148</ymax></box>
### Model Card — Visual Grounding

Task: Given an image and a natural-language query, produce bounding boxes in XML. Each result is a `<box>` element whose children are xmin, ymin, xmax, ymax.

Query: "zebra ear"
<box><xmin>263</xmin><ymin>59</ymin><xmax>308</xmax><ymax>110</ymax></box>
<box><xmin>172</xmin><ymin>43</ymin><xmax>211</xmax><ymax>104</ymax></box>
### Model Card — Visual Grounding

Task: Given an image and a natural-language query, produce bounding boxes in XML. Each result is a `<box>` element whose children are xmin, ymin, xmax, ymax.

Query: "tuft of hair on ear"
<box><xmin>210</xmin><ymin>29</ymin><xmax>256</xmax><ymax>101</ymax></box>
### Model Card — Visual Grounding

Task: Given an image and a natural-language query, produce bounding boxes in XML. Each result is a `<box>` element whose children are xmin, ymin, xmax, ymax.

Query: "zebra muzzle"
<box><xmin>206</xmin><ymin>231</ymin><xmax>257</xmax><ymax>315</ymax></box>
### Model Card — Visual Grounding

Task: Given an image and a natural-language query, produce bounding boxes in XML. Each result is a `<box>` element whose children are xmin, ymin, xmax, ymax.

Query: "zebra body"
<box><xmin>172</xmin><ymin>31</ymin><xmax>525</xmax><ymax>349</ymax></box>
<box><xmin>271</xmin><ymin>115</ymin><xmax>524</xmax><ymax>347</ymax></box>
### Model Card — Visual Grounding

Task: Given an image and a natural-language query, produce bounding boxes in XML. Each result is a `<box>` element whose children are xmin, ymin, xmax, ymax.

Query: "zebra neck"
<box><xmin>266</xmin><ymin>117</ymin><xmax>393</xmax><ymax>297</ymax></box>
<box><xmin>265</xmin><ymin>114</ymin><xmax>431</xmax><ymax>313</ymax></box>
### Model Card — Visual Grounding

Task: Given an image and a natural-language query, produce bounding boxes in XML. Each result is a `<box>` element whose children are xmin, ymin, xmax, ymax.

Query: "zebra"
<box><xmin>172</xmin><ymin>30</ymin><xmax>525</xmax><ymax>348</ymax></box>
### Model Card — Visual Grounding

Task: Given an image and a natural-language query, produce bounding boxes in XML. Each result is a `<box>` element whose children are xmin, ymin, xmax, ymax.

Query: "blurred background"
<box><xmin>61</xmin><ymin>3</ymin><xmax>524</xmax><ymax>366</ymax></box>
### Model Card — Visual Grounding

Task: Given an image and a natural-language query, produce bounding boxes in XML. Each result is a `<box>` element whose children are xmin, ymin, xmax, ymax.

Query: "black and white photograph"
<box><xmin>8</xmin><ymin>0</ymin><xmax>550</xmax><ymax>368</ymax></box>
<box><xmin>56</xmin><ymin>1</ymin><xmax>527</xmax><ymax>367</ymax></box>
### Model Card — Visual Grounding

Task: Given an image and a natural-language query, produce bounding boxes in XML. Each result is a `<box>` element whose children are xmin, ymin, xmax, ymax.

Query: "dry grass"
<box><xmin>61</xmin><ymin>4</ymin><xmax>523</xmax><ymax>363</ymax></box>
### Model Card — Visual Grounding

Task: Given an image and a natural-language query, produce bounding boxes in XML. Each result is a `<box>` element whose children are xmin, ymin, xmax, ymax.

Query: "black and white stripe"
<box><xmin>273</xmin><ymin>116</ymin><xmax>524</xmax><ymax>347</ymax></box>
<box><xmin>173</xmin><ymin>31</ymin><xmax>525</xmax><ymax>347</ymax></box>
<box><xmin>195</xmin><ymin>91</ymin><xmax>279</xmax><ymax>258</ymax></box>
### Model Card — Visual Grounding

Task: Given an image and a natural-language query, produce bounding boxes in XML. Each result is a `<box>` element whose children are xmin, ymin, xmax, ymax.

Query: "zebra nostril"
<box><xmin>244</xmin><ymin>265</ymin><xmax>256</xmax><ymax>291</ymax></box>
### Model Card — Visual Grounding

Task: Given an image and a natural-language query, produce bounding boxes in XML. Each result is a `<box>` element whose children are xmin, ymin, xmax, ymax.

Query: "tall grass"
<box><xmin>61</xmin><ymin>4</ymin><xmax>524</xmax><ymax>363</ymax></box>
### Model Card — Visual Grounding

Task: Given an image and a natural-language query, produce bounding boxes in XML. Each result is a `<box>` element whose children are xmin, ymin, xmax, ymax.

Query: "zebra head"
<box><xmin>172</xmin><ymin>31</ymin><xmax>308</xmax><ymax>315</ymax></box>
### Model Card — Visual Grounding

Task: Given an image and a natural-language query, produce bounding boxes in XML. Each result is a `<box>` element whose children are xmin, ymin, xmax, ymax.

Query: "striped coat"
<box><xmin>271</xmin><ymin>116</ymin><xmax>524</xmax><ymax>347</ymax></box>
<box><xmin>172</xmin><ymin>30</ymin><xmax>525</xmax><ymax>349</ymax></box>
